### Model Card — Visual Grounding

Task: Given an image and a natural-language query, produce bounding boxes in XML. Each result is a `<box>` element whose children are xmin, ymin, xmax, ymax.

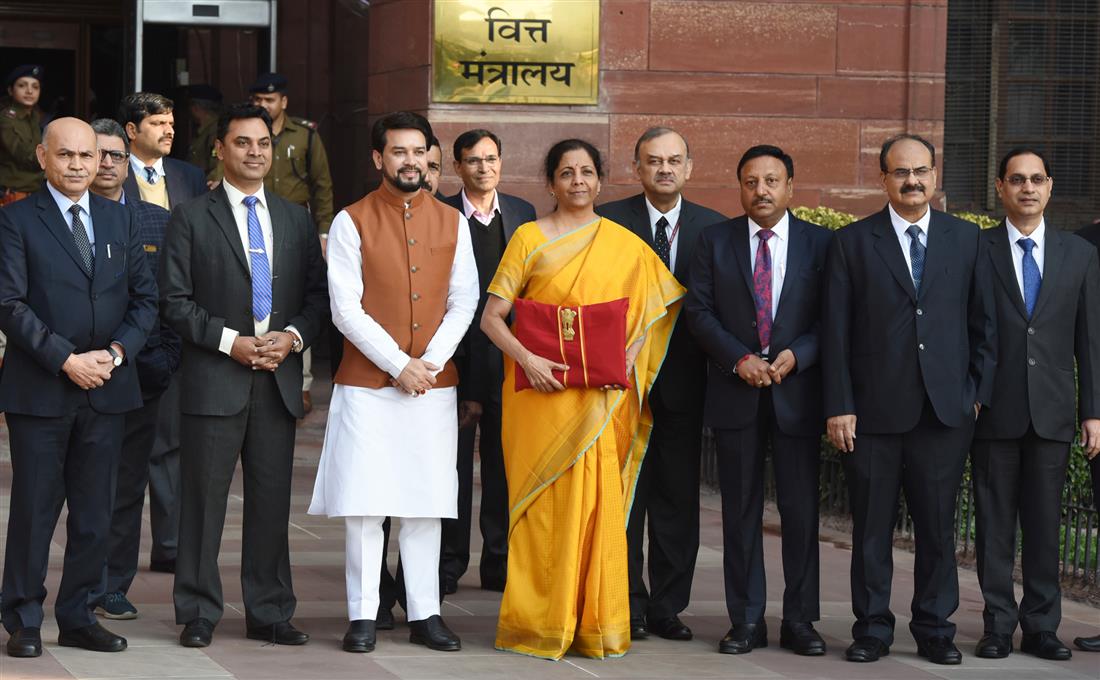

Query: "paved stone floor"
<box><xmin>1</xmin><ymin>373</ymin><xmax>1098</xmax><ymax>679</ymax></box>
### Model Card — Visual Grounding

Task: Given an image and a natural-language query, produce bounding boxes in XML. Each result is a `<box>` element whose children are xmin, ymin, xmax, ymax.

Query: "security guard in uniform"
<box><xmin>0</xmin><ymin>64</ymin><xmax>44</xmax><ymax>207</ymax></box>
<box><xmin>186</xmin><ymin>84</ymin><xmax>222</xmax><ymax>180</ymax></box>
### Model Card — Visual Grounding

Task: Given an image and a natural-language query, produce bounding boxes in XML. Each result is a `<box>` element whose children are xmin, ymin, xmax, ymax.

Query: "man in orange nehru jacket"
<box><xmin>308</xmin><ymin>111</ymin><xmax>478</xmax><ymax>655</ymax></box>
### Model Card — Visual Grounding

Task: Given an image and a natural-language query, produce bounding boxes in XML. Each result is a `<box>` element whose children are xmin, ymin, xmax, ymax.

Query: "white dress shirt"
<box><xmin>46</xmin><ymin>183</ymin><xmax>95</xmax><ymax>256</ymax></box>
<box><xmin>888</xmin><ymin>203</ymin><xmax>931</xmax><ymax>279</ymax></box>
<box><xmin>748</xmin><ymin>212</ymin><xmax>789</xmax><ymax>354</ymax></box>
<box><xmin>326</xmin><ymin>206</ymin><xmax>480</xmax><ymax>379</ymax></box>
<box><xmin>1005</xmin><ymin>218</ymin><xmax>1046</xmax><ymax>297</ymax></box>
<box><xmin>129</xmin><ymin>154</ymin><xmax>165</xmax><ymax>184</ymax></box>
<box><xmin>644</xmin><ymin>194</ymin><xmax>682</xmax><ymax>271</ymax></box>
<box><xmin>217</xmin><ymin>181</ymin><xmax>294</xmax><ymax>355</ymax></box>
<box><xmin>460</xmin><ymin>188</ymin><xmax>500</xmax><ymax>224</ymax></box>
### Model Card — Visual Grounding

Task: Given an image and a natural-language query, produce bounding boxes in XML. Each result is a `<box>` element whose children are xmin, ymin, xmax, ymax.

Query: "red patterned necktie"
<box><xmin>753</xmin><ymin>229</ymin><xmax>775</xmax><ymax>351</ymax></box>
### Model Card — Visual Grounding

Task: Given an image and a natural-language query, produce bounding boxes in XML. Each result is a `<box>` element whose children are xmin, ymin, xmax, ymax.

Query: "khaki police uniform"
<box><xmin>0</xmin><ymin>97</ymin><xmax>42</xmax><ymax>201</ymax></box>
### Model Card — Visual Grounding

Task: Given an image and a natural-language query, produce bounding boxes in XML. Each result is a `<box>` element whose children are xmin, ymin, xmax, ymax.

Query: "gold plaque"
<box><xmin>560</xmin><ymin>307</ymin><xmax>577</xmax><ymax>341</ymax></box>
<box><xmin>433</xmin><ymin>0</ymin><xmax>600</xmax><ymax>105</ymax></box>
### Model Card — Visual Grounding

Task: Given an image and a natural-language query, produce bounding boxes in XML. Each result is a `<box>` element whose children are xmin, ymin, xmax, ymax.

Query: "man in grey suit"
<box><xmin>439</xmin><ymin>128</ymin><xmax>535</xmax><ymax>594</ymax></box>
<box><xmin>118</xmin><ymin>92</ymin><xmax>207</xmax><ymax>210</ymax></box>
<box><xmin>972</xmin><ymin>149</ymin><xmax>1100</xmax><ymax>661</ymax></box>
<box><xmin>159</xmin><ymin>104</ymin><xmax>329</xmax><ymax>648</ymax></box>
<box><xmin>598</xmin><ymin>127</ymin><xmax>724</xmax><ymax>641</ymax></box>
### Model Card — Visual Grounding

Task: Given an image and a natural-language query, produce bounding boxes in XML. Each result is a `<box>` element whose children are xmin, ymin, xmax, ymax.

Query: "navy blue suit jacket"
<box><xmin>125</xmin><ymin>194</ymin><xmax>181</xmax><ymax>398</ymax></box>
<box><xmin>686</xmin><ymin>213</ymin><xmax>832</xmax><ymax>435</ymax></box>
<box><xmin>441</xmin><ymin>190</ymin><xmax>536</xmax><ymax>404</ymax></box>
<box><xmin>122</xmin><ymin>157</ymin><xmax>207</xmax><ymax>210</ymax></box>
<box><xmin>0</xmin><ymin>188</ymin><xmax>158</xmax><ymax>416</ymax></box>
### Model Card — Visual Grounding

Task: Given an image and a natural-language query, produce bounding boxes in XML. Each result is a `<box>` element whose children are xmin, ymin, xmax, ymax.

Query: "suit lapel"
<box><xmin>164</xmin><ymin>160</ymin><xmax>185</xmax><ymax>209</ymax></box>
<box><xmin>871</xmin><ymin>210</ymin><xmax>917</xmax><ymax>303</ymax></box>
<box><xmin>36</xmin><ymin>191</ymin><xmax>92</xmax><ymax>278</ymax></box>
<box><xmin>209</xmin><ymin>188</ymin><xmax>251</xmax><ymax>277</ymax></box>
<box><xmin>730</xmin><ymin>217</ymin><xmax>754</xmax><ymax>294</ymax></box>
<box><xmin>773</xmin><ymin>215</ymin><xmax>805</xmax><ymax>323</ymax></box>
<box><xmin>122</xmin><ymin>174</ymin><xmax>139</xmax><ymax>206</ymax></box>
<box><xmin>268</xmin><ymin>194</ymin><xmax>288</xmax><ymax>277</ymax></box>
<box><xmin>1032</xmin><ymin>226</ymin><xmax>1064</xmax><ymax>320</ymax></box>
<box><xmin>90</xmin><ymin>196</ymin><xmax>112</xmax><ymax>286</ymax></box>
<box><xmin>919</xmin><ymin>211</ymin><xmax>953</xmax><ymax>299</ymax></box>
<box><xmin>629</xmin><ymin>194</ymin><xmax>654</xmax><ymax>247</ymax></box>
<box><xmin>674</xmin><ymin>202</ymin><xmax>700</xmax><ymax>281</ymax></box>
<box><xmin>988</xmin><ymin>223</ymin><xmax>1029</xmax><ymax>319</ymax></box>
<box><xmin>498</xmin><ymin>195</ymin><xmax>519</xmax><ymax>242</ymax></box>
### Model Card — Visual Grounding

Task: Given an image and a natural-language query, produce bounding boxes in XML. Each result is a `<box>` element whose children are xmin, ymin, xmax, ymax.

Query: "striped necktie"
<box><xmin>907</xmin><ymin>224</ymin><xmax>925</xmax><ymax>293</ymax></box>
<box><xmin>243</xmin><ymin>196</ymin><xmax>272</xmax><ymax>322</ymax></box>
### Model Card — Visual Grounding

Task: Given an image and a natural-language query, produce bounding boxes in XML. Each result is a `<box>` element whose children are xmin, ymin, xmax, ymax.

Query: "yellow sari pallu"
<box><xmin>487</xmin><ymin>218</ymin><xmax>684</xmax><ymax>660</ymax></box>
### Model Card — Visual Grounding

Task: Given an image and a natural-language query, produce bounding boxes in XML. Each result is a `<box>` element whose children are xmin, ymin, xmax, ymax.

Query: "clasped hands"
<box><xmin>230</xmin><ymin>331</ymin><xmax>296</xmax><ymax>371</ymax></box>
<box><xmin>736</xmin><ymin>349</ymin><xmax>796</xmax><ymax>389</ymax></box>
<box><xmin>390</xmin><ymin>357</ymin><xmax>439</xmax><ymax>397</ymax></box>
<box><xmin>62</xmin><ymin>350</ymin><xmax>115</xmax><ymax>390</ymax></box>
<box><xmin>518</xmin><ymin>352</ymin><xmax>636</xmax><ymax>393</ymax></box>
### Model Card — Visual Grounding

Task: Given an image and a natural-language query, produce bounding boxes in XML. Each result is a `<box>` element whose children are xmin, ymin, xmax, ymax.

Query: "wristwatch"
<box><xmin>289</xmin><ymin>333</ymin><xmax>303</xmax><ymax>353</ymax></box>
<box><xmin>106</xmin><ymin>345</ymin><xmax>123</xmax><ymax>367</ymax></box>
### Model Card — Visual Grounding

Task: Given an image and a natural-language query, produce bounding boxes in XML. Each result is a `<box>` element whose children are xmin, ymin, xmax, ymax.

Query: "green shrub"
<box><xmin>792</xmin><ymin>206</ymin><xmax>1000</xmax><ymax>230</ymax></box>
<box><xmin>954</xmin><ymin>211</ymin><xmax>1000</xmax><ymax>229</ymax></box>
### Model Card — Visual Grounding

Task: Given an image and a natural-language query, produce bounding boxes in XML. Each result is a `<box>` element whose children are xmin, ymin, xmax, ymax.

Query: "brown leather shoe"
<box><xmin>301</xmin><ymin>391</ymin><xmax>313</xmax><ymax>416</ymax></box>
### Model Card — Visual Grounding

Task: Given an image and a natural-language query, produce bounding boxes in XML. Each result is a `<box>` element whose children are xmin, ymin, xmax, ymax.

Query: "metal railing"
<box><xmin>700</xmin><ymin>430</ymin><xmax>1100</xmax><ymax>592</ymax></box>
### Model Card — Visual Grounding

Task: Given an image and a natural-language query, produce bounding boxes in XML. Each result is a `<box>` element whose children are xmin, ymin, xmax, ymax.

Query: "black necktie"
<box><xmin>69</xmin><ymin>205</ymin><xmax>93</xmax><ymax>274</ymax></box>
<box><xmin>654</xmin><ymin>216</ymin><xmax>671</xmax><ymax>268</ymax></box>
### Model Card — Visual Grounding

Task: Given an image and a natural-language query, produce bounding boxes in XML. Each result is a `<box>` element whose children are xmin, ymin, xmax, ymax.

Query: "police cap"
<box><xmin>249</xmin><ymin>73</ymin><xmax>288</xmax><ymax>95</ymax></box>
<box><xmin>5</xmin><ymin>64</ymin><xmax>43</xmax><ymax>89</ymax></box>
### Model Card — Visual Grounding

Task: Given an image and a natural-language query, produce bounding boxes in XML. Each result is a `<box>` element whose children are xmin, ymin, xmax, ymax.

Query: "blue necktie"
<box><xmin>1018</xmin><ymin>237</ymin><xmax>1041</xmax><ymax>317</ymax></box>
<box><xmin>144</xmin><ymin>166</ymin><xmax>156</xmax><ymax>184</ymax></box>
<box><xmin>243</xmin><ymin>196</ymin><xmax>272</xmax><ymax>322</ymax></box>
<box><xmin>907</xmin><ymin>224</ymin><xmax>925</xmax><ymax>293</ymax></box>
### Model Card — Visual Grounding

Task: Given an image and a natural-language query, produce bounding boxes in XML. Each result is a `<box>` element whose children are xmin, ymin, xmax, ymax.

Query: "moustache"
<box><xmin>901</xmin><ymin>183</ymin><xmax>925</xmax><ymax>194</ymax></box>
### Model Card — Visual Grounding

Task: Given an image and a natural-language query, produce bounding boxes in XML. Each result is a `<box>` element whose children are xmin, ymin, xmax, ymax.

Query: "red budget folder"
<box><xmin>513</xmin><ymin>297</ymin><xmax>630</xmax><ymax>391</ymax></box>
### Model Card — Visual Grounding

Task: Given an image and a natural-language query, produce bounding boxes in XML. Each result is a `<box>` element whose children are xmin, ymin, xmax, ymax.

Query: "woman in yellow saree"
<box><xmin>480</xmin><ymin>140</ymin><xmax>684</xmax><ymax>660</ymax></box>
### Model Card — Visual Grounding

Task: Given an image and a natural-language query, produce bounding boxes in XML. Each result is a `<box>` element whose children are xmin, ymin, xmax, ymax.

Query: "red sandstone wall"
<box><xmin>363</xmin><ymin>0</ymin><xmax>948</xmax><ymax>218</ymax></box>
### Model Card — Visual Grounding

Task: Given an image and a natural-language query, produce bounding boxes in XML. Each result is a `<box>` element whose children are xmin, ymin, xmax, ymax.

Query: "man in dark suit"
<box><xmin>686</xmin><ymin>145</ymin><xmax>831</xmax><ymax>656</ymax></box>
<box><xmin>598</xmin><ymin>127</ymin><xmax>724</xmax><ymax>641</ymax></box>
<box><xmin>972</xmin><ymin>149</ymin><xmax>1100</xmax><ymax>661</ymax></box>
<box><xmin>823</xmin><ymin>134</ymin><xmax>996</xmax><ymax>665</ymax></box>
<box><xmin>160</xmin><ymin>104</ymin><xmax>329</xmax><ymax>648</ymax></box>
<box><xmin>118</xmin><ymin>92</ymin><xmax>207</xmax><ymax>210</ymax></box>
<box><xmin>0</xmin><ymin>117</ymin><xmax>157</xmax><ymax>657</ymax></box>
<box><xmin>88</xmin><ymin>118</ymin><xmax>182</xmax><ymax>620</ymax></box>
<box><xmin>439</xmin><ymin>128</ymin><xmax>536</xmax><ymax>594</ymax></box>
<box><xmin>1073</xmin><ymin>219</ymin><xmax>1100</xmax><ymax>654</ymax></box>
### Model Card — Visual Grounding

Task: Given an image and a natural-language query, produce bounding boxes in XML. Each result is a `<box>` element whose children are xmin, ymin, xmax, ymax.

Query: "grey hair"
<box><xmin>90</xmin><ymin>118</ymin><xmax>128</xmax><ymax>152</ymax></box>
<box><xmin>633</xmin><ymin>126</ymin><xmax>689</xmax><ymax>162</ymax></box>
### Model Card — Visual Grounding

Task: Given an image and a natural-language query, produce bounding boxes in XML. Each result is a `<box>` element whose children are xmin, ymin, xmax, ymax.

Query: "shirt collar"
<box><xmin>748</xmin><ymin>211</ymin><xmax>790</xmax><ymax>241</ymax></box>
<box><xmin>888</xmin><ymin>203</ymin><xmax>931</xmax><ymax>239</ymax></box>
<box><xmin>130</xmin><ymin>154</ymin><xmax>165</xmax><ymax>179</ymax></box>
<box><xmin>460</xmin><ymin>188</ymin><xmax>500</xmax><ymax>223</ymax></box>
<box><xmin>1005</xmin><ymin>217</ymin><xmax>1046</xmax><ymax>250</ymax></box>
<box><xmin>644</xmin><ymin>194</ymin><xmax>682</xmax><ymax>229</ymax></box>
<box><xmin>222</xmin><ymin>179</ymin><xmax>267</xmax><ymax>210</ymax></box>
<box><xmin>46</xmin><ymin>182</ymin><xmax>90</xmax><ymax>219</ymax></box>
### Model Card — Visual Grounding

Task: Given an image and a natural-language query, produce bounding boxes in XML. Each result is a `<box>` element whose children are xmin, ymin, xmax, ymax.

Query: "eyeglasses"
<box><xmin>461</xmin><ymin>155</ymin><xmax>499</xmax><ymax>168</ymax></box>
<box><xmin>887</xmin><ymin>166</ymin><xmax>933</xmax><ymax>180</ymax></box>
<box><xmin>1005</xmin><ymin>174</ymin><xmax>1050</xmax><ymax>187</ymax></box>
<box><xmin>99</xmin><ymin>150</ymin><xmax>130</xmax><ymax>164</ymax></box>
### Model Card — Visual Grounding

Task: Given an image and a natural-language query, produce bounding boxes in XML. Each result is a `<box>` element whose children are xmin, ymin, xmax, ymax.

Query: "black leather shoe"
<box><xmin>180</xmin><ymin>618</ymin><xmax>215</xmax><ymax>648</ymax></box>
<box><xmin>1074</xmin><ymin>634</ymin><xmax>1100</xmax><ymax>652</ymax></box>
<box><xmin>1021</xmin><ymin>631</ymin><xmax>1071</xmax><ymax>660</ymax></box>
<box><xmin>408</xmin><ymin>615</ymin><xmax>461</xmax><ymax>651</ymax></box>
<box><xmin>149</xmin><ymin>558</ymin><xmax>176</xmax><ymax>573</ymax></box>
<box><xmin>845</xmin><ymin>636</ymin><xmax>889</xmax><ymax>662</ymax></box>
<box><xmin>649</xmin><ymin>615</ymin><xmax>692</xmax><ymax>641</ymax></box>
<box><xmin>246</xmin><ymin>620</ymin><xmax>310</xmax><ymax>645</ymax></box>
<box><xmin>342</xmin><ymin>620</ymin><xmax>376</xmax><ymax>653</ymax></box>
<box><xmin>58</xmin><ymin>622</ymin><xmax>127</xmax><ymax>652</ymax></box>
<box><xmin>480</xmin><ymin>578</ymin><xmax>505</xmax><ymax>593</ymax></box>
<box><xmin>442</xmin><ymin>576</ymin><xmax>459</xmax><ymax>595</ymax></box>
<box><xmin>718</xmin><ymin>623</ymin><xmax>767</xmax><ymax>654</ymax></box>
<box><xmin>917</xmin><ymin>636</ymin><xmax>962</xmax><ymax>665</ymax></box>
<box><xmin>975</xmin><ymin>632</ymin><xmax>1012</xmax><ymax>658</ymax></box>
<box><xmin>6</xmin><ymin>627</ymin><xmax>42</xmax><ymax>658</ymax></box>
<box><xmin>779</xmin><ymin>621</ymin><xmax>826</xmax><ymax>656</ymax></box>
<box><xmin>630</xmin><ymin>619</ymin><xmax>649</xmax><ymax>640</ymax></box>
<box><xmin>376</xmin><ymin>606</ymin><xmax>395</xmax><ymax>631</ymax></box>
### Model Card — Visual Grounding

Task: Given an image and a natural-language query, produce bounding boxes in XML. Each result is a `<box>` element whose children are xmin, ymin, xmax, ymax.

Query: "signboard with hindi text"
<box><xmin>433</xmin><ymin>0</ymin><xmax>600</xmax><ymax>105</ymax></box>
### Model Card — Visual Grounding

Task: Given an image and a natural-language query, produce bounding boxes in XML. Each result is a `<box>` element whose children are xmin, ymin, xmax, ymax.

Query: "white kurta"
<box><xmin>308</xmin><ymin>205</ymin><xmax>479</xmax><ymax>518</ymax></box>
